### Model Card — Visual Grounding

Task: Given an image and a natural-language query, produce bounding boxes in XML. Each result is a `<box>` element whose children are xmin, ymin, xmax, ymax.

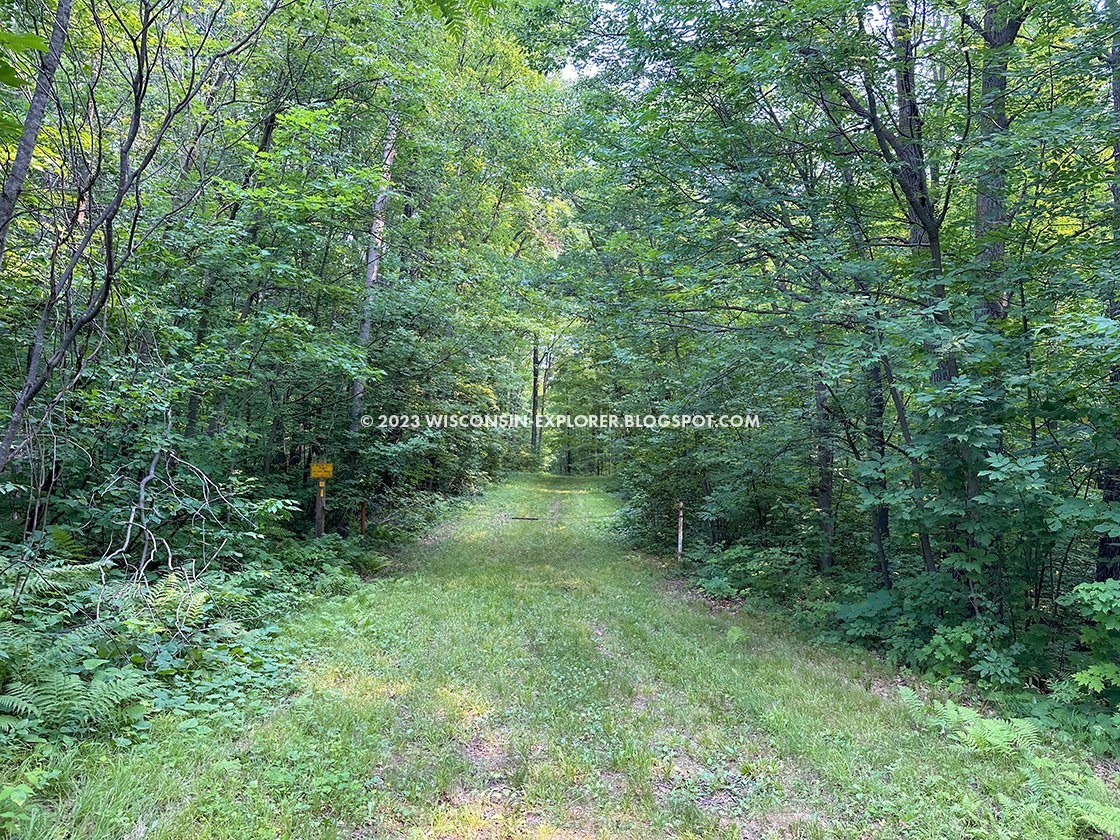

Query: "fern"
<box><xmin>1072</xmin><ymin>797</ymin><xmax>1120</xmax><ymax>836</ymax></box>
<box><xmin>921</xmin><ymin>697</ymin><xmax>1043</xmax><ymax>755</ymax></box>
<box><xmin>0</xmin><ymin>668</ymin><xmax>152</xmax><ymax>737</ymax></box>
<box><xmin>85</xmin><ymin>669</ymin><xmax>152</xmax><ymax>724</ymax></box>
<box><xmin>898</xmin><ymin>685</ymin><xmax>924</xmax><ymax>725</ymax></box>
<box><xmin>46</xmin><ymin>527</ymin><xmax>85</xmax><ymax>562</ymax></box>
<box><xmin>313</xmin><ymin>565</ymin><xmax>359</xmax><ymax>598</ymax></box>
<box><xmin>0</xmin><ymin>621</ymin><xmax>33</xmax><ymax>668</ymax></box>
<box><xmin>1008</xmin><ymin>717</ymin><xmax>1042</xmax><ymax>750</ymax></box>
<box><xmin>256</xmin><ymin>523</ymin><xmax>295</xmax><ymax>540</ymax></box>
<box><xmin>899</xmin><ymin>688</ymin><xmax>1120</xmax><ymax>831</ymax></box>
<box><xmin>16</xmin><ymin>559</ymin><xmax>109</xmax><ymax>597</ymax></box>
<box><xmin>149</xmin><ymin>572</ymin><xmax>210</xmax><ymax>626</ymax></box>
<box><xmin>0</xmin><ymin>685</ymin><xmax>40</xmax><ymax>718</ymax></box>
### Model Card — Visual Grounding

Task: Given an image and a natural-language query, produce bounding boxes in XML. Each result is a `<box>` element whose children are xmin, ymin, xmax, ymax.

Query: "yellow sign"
<box><xmin>310</xmin><ymin>462</ymin><xmax>333</xmax><ymax>478</ymax></box>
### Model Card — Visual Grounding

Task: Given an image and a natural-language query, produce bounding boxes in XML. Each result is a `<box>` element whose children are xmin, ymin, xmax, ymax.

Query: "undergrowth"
<box><xmin>3</xmin><ymin>476</ymin><xmax>1117</xmax><ymax>839</ymax></box>
<box><xmin>681</xmin><ymin>541</ymin><xmax>1120</xmax><ymax>759</ymax></box>
<box><xmin>898</xmin><ymin>686</ymin><xmax>1120</xmax><ymax>836</ymax></box>
<box><xmin>0</xmin><ymin>525</ymin><xmax>391</xmax><ymax>835</ymax></box>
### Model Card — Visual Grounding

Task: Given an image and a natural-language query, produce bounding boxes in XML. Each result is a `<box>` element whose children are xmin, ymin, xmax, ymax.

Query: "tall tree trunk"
<box><xmin>1099</xmin><ymin>0</ymin><xmax>1120</xmax><ymax>582</ymax></box>
<box><xmin>530</xmin><ymin>338</ymin><xmax>540</xmax><ymax>452</ymax></box>
<box><xmin>0</xmin><ymin>0</ymin><xmax>73</xmax><ymax>257</ymax></box>
<box><xmin>958</xmin><ymin>0</ymin><xmax>1024</xmax><ymax>605</ymax></box>
<box><xmin>349</xmin><ymin>107</ymin><xmax>401</xmax><ymax>467</ymax></box>
<box><xmin>867</xmin><ymin>358</ymin><xmax>891</xmax><ymax>588</ymax></box>
<box><xmin>814</xmin><ymin>375</ymin><xmax>835</xmax><ymax>573</ymax></box>
<box><xmin>972</xmin><ymin>0</ymin><xmax>1024</xmax><ymax>320</ymax></box>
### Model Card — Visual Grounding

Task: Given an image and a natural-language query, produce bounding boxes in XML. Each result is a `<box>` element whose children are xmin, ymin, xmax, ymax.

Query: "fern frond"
<box><xmin>148</xmin><ymin>572</ymin><xmax>210</xmax><ymax>626</ymax></box>
<box><xmin>47</xmin><ymin>527</ymin><xmax>85</xmax><ymax>561</ymax></box>
<box><xmin>19</xmin><ymin>672</ymin><xmax>85</xmax><ymax>718</ymax></box>
<box><xmin>1008</xmin><ymin>718</ymin><xmax>1042</xmax><ymax>750</ymax></box>
<box><xmin>1072</xmin><ymin>797</ymin><xmax>1120</xmax><ymax>836</ymax></box>
<box><xmin>898</xmin><ymin>686</ymin><xmax>925</xmax><ymax>725</ymax></box>
<box><xmin>19</xmin><ymin>560</ymin><xmax>108</xmax><ymax>596</ymax></box>
<box><xmin>86</xmin><ymin>670</ymin><xmax>152</xmax><ymax>721</ymax></box>
<box><xmin>0</xmin><ymin>684</ymin><xmax>40</xmax><ymax>718</ymax></box>
<box><xmin>148</xmin><ymin>571</ymin><xmax>180</xmax><ymax>606</ymax></box>
<box><xmin>0</xmin><ymin>714</ymin><xmax>23</xmax><ymax>732</ymax></box>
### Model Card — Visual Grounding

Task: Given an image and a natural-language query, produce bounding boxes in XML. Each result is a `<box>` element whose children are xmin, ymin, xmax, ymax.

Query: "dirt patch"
<box><xmin>867</xmin><ymin>674</ymin><xmax>906</xmax><ymax>701</ymax></box>
<box><xmin>597</xmin><ymin>770</ymin><xmax>627</xmax><ymax>798</ymax></box>
<box><xmin>447</xmin><ymin>785</ymin><xmax>517</xmax><ymax>808</ymax></box>
<box><xmin>1093</xmin><ymin>757</ymin><xmax>1120</xmax><ymax>788</ymax></box>
<box><xmin>661</xmin><ymin>577</ymin><xmax>703</xmax><ymax>603</ymax></box>
<box><xmin>463</xmin><ymin>728</ymin><xmax>510</xmax><ymax>778</ymax></box>
<box><xmin>420</xmin><ymin>517</ymin><xmax>460</xmax><ymax>547</ymax></box>
<box><xmin>706</xmin><ymin>594</ymin><xmax>748</xmax><ymax>615</ymax></box>
<box><xmin>739</xmin><ymin>810</ymin><xmax>823</xmax><ymax>839</ymax></box>
<box><xmin>697</xmin><ymin>789</ymin><xmax>737</xmax><ymax>812</ymax></box>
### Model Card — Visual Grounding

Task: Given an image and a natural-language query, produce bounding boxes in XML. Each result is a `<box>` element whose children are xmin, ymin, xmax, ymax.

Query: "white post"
<box><xmin>677</xmin><ymin>501</ymin><xmax>684</xmax><ymax>563</ymax></box>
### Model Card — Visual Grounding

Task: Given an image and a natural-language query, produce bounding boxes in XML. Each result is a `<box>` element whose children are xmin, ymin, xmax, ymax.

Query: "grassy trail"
<box><xmin>9</xmin><ymin>475</ymin><xmax>1117</xmax><ymax>839</ymax></box>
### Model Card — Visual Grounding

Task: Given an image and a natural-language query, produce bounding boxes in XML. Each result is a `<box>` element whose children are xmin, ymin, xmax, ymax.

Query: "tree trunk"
<box><xmin>973</xmin><ymin>0</ymin><xmax>1024</xmax><ymax>320</ymax></box>
<box><xmin>349</xmin><ymin>106</ymin><xmax>401</xmax><ymax>467</ymax></box>
<box><xmin>531</xmin><ymin>337</ymin><xmax>540</xmax><ymax>451</ymax></box>
<box><xmin>814</xmin><ymin>376</ymin><xmax>835</xmax><ymax>573</ymax></box>
<box><xmin>1099</xmin><ymin>0</ymin><xmax>1120</xmax><ymax>582</ymax></box>
<box><xmin>0</xmin><ymin>0</ymin><xmax>73</xmax><ymax>257</ymax></box>
<box><xmin>867</xmin><ymin>359</ymin><xmax>891</xmax><ymax>588</ymax></box>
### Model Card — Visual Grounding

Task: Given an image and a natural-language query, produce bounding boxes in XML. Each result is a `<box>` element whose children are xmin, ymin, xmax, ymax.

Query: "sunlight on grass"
<box><xmin>3</xmin><ymin>474</ymin><xmax>1116</xmax><ymax>839</ymax></box>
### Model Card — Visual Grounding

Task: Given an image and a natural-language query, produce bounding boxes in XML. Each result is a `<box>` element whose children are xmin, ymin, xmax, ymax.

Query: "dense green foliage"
<box><xmin>0</xmin><ymin>0</ymin><xmax>566</xmax><ymax>755</ymax></box>
<box><xmin>2</xmin><ymin>0</ymin><xmax>1120</xmax><ymax>827</ymax></box>
<box><xmin>533</xmin><ymin>0</ymin><xmax>1120</xmax><ymax>748</ymax></box>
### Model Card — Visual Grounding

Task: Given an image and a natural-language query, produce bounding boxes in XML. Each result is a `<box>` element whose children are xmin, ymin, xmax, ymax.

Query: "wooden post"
<box><xmin>677</xmin><ymin>501</ymin><xmax>684</xmax><ymax>563</ymax></box>
<box><xmin>360</xmin><ymin>500</ymin><xmax>366</xmax><ymax>536</ymax></box>
<box><xmin>310</xmin><ymin>462</ymin><xmax>333</xmax><ymax>538</ymax></box>
<box><xmin>315</xmin><ymin>479</ymin><xmax>326</xmax><ymax>538</ymax></box>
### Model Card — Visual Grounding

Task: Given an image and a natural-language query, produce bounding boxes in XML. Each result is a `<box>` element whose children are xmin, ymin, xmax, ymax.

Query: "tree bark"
<box><xmin>531</xmin><ymin>337</ymin><xmax>540</xmax><ymax>451</ymax></box>
<box><xmin>1099</xmin><ymin>0</ymin><xmax>1120</xmax><ymax>582</ymax></box>
<box><xmin>0</xmin><ymin>0</ymin><xmax>73</xmax><ymax>257</ymax></box>
<box><xmin>349</xmin><ymin>106</ymin><xmax>401</xmax><ymax>466</ymax></box>
<box><xmin>971</xmin><ymin>0</ymin><xmax>1025</xmax><ymax>320</ymax></box>
<box><xmin>814</xmin><ymin>375</ymin><xmax>835</xmax><ymax>573</ymax></box>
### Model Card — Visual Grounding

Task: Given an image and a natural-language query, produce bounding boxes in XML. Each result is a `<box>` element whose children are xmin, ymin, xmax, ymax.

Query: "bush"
<box><xmin>1060</xmin><ymin>579</ymin><xmax>1120</xmax><ymax>704</ymax></box>
<box><xmin>699</xmin><ymin>545</ymin><xmax>815</xmax><ymax>601</ymax></box>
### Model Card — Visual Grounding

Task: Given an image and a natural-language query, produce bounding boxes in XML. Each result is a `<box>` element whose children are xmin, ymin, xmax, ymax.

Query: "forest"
<box><xmin>3</xmin><ymin>0</ymin><xmax>1120</xmax><ymax>833</ymax></box>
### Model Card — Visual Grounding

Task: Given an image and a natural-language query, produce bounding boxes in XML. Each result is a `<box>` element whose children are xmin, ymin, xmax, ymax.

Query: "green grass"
<box><xmin>3</xmin><ymin>474</ymin><xmax>1119</xmax><ymax>838</ymax></box>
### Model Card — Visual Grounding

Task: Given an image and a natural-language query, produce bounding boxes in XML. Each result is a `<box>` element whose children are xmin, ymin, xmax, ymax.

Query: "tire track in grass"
<box><xmin>11</xmin><ymin>475</ymin><xmax>1116</xmax><ymax>840</ymax></box>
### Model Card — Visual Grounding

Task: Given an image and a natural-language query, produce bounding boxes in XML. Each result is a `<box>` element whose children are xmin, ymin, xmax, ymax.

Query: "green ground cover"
<box><xmin>3</xmin><ymin>475</ymin><xmax>1118</xmax><ymax>839</ymax></box>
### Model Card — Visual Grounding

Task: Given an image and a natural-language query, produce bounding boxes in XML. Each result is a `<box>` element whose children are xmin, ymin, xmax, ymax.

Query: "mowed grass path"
<box><xmin>10</xmin><ymin>475</ymin><xmax>1116</xmax><ymax>839</ymax></box>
